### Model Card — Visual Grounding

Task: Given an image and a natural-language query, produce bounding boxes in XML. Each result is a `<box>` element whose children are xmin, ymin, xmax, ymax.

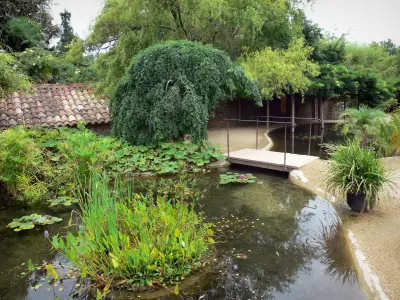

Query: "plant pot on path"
<box><xmin>346</xmin><ymin>192</ymin><xmax>375</xmax><ymax>213</ymax></box>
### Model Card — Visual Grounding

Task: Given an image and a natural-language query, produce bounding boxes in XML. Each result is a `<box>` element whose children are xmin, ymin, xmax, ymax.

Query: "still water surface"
<box><xmin>0</xmin><ymin>168</ymin><xmax>367</xmax><ymax>299</ymax></box>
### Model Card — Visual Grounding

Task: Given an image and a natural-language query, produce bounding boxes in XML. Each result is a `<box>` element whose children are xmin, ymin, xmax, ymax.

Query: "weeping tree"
<box><xmin>111</xmin><ymin>40</ymin><xmax>261</xmax><ymax>145</ymax></box>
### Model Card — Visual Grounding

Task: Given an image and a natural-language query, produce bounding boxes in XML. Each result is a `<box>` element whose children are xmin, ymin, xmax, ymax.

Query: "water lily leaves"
<box><xmin>48</xmin><ymin>196</ymin><xmax>79</xmax><ymax>207</ymax></box>
<box><xmin>219</xmin><ymin>173</ymin><xmax>260</xmax><ymax>184</ymax></box>
<box><xmin>7</xmin><ymin>214</ymin><xmax>63</xmax><ymax>231</ymax></box>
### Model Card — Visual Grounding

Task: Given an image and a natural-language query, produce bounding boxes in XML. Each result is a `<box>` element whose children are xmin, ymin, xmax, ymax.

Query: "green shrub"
<box><xmin>0</xmin><ymin>126</ymin><xmax>50</xmax><ymax>203</ymax></box>
<box><xmin>111</xmin><ymin>40</ymin><xmax>261</xmax><ymax>145</ymax></box>
<box><xmin>339</xmin><ymin>106</ymin><xmax>388</xmax><ymax>147</ymax></box>
<box><xmin>0</xmin><ymin>126</ymin><xmax>223</xmax><ymax>204</ymax></box>
<box><xmin>325</xmin><ymin>139</ymin><xmax>392</xmax><ymax>209</ymax></box>
<box><xmin>52</xmin><ymin>174</ymin><xmax>213</xmax><ymax>289</ymax></box>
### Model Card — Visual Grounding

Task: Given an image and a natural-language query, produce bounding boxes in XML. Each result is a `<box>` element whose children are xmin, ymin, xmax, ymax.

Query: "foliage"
<box><xmin>389</xmin><ymin>110</ymin><xmax>400</xmax><ymax>155</ymax></box>
<box><xmin>12</xmin><ymin>47</ymin><xmax>95</xmax><ymax>84</ymax></box>
<box><xmin>339</xmin><ymin>106</ymin><xmax>388</xmax><ymax>147</ymax></box>
<box><xmin>0</xmin><ymin>126</ymin><xmax>49</xmax><ymax>203</ymax></box>
<box><xmin>3</xmin><ymin>17</ymin><xmax>45</xmax><ymax>52</ymax></box>
<box><xmin>111</xmin><ymin>40</ymin><xmax>260</xmax><ymax>145</ymax></box>
<box><xmin>241</xmin><ymin>38</ymin><xmax>320</xmax><ymax>100</ymax></box>
<box><xmin>88</xmin><ymin>0</ymin><xmax>305</xmax><ymax>96</ymax></box>
<box><xmin>0</xmin><ymin>126</ymin><xmax>224</xmax><ymax>204</ymax></box>
<box><xmin>325</xmin><ymin>139</ymin><xmax>392</xmax><ymax>209</ymax></box>
<box><xmin>219</xmin><ymin>172</ymin><xmax>260</xmax><ymax>184</ymax></box>
<box><xmin>7</xmin><ymin>214</ymin><xmax>62</xmax><ymax>231</ymax></box>
<box><xmin>311</xmin><ymin>35</ymin><xmax>346</xmax><ymax>65</ymax></box>
<box><xmin>345</xmin><ymin>43</ymin><xmax>398</xmax><ymax>79</ymax></box>
<box><xmin>0</xmin><ymin>51</ymin><xmax>31</xmax><ymax>97</ymax></box>
<box><xmin>47</xmin><ymin>196</ymin><xmax>79</xmax><ymax>207</ymax></box>
<box><xmin>52</xmin><ymin>174</ymin><xmax>213</xmax><ymax>289</ymax></box>
<box><xmin>57</xmin><ymin>10</ymin><xmax>76</xmax><ymax>53</ymax></box>
<box><xmin>0</xmin><ymin>0</ymin><xmax>59</xmax><ymax>47</ymax></box>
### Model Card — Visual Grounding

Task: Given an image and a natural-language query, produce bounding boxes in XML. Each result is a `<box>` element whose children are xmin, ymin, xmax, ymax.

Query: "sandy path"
<box><xmin>208</xmin><ymin>125</ymin><xmax>278</xmax><ymax>153</ymax></box>
<box><xmin>295</xmin><ymin>158</ymin><xmax>400</xmax><ymax>300</ymax></box>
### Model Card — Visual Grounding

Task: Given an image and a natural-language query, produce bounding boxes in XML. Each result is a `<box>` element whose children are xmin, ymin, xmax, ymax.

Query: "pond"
<box><xmin>0</xmin><ymin>167</ymin><xmax>368</xmax><ymax>300</ymax></box>
<box><xmin>269</xmin><ymin>124</ymin><xmax>344</xmax><ymax>158</ymax></box>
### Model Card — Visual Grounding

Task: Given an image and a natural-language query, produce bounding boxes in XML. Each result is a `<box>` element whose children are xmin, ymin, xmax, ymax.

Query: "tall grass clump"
<box><xmin>325</xmin><ymin>139</ymin><xmax>392</xmax><ymax>209</ymax></box>
<box><xmin>0</xmin><ymin>126</ymin><xmax>50</xmax><ymax>203</ymax></box>
<box><xmin>52</xmin><ymin>174</ymin><xmax>213</xmax><ymax>289</ymax></box>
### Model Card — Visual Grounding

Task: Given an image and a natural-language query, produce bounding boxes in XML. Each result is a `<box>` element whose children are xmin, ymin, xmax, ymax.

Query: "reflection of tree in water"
<box><xmin>190</xmin><ymin>175</ymin><xmax>318</xmax><ymax>300</ymax></box>
<box><xmin>313</xmin><ymin>219</ymin><xmax>359</xmax><ymax>286</ymax></box>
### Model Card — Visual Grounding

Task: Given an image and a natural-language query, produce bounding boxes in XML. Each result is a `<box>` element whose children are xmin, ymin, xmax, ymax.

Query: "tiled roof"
<box><xmin>0</xmin><ymin>84</ymin><xmax>110</xmax><ymax>129</ymax></box>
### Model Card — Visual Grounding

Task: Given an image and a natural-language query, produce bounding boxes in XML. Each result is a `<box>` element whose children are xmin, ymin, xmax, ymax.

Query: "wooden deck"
<box><xmin>228</xmin><ymin>148</ymin><xmax>319</xmax><ymax>172</ymax></box>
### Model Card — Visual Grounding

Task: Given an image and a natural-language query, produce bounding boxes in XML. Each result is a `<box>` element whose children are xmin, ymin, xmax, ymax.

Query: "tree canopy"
<box><xmin>240</xmin><ymin>38</ymin><xmax>320</xmax><ymax>100</ymax></box>
<box><xmin>0</xmin><ymin>0</ymin><xmax>59</xmax><ymax>48</ymax></box>
<box><xmin>88</xmin><ymin>0</ymin><xmax>306</xmax><ymax>96</ymax></box>
<box><xmin>0</xmin><ymin>51</ymin><xmax>31</xmax><ymax>97</ymax></box>
<box><xmin>111</xmin><ymin>40</ymin><xmax>260</xmax><ymax>145</ymax></box>
<box><xmin>57</xmin><ymin>10</ymin><xmax>76</xmax><ymax>53</ymax></box>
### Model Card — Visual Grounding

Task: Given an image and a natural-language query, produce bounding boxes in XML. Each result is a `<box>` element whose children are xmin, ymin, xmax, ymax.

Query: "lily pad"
<box><xmin>7</xmin><ymin>214</ymin><xmax>63</xmax><ymax>232</ymax></box>
<box><xmin>219</xmin><ymin>173</ymin><xmax>260</xmax><ymax>184</ymax></box>
<box><xmin>48</xmin><ymin>196</ymin><xmax>79</xmax><ymax>207</ymax></box>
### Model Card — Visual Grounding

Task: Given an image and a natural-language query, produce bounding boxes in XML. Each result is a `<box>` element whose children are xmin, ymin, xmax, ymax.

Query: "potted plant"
<box><xmin>324</xmin><ymin>139</ymin><xmax>392</xmax><ymax>212</ymax></box>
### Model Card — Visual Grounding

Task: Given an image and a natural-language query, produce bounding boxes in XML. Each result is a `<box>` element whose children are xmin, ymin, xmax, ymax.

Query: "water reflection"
<box><xmin>0</xmin><ymin>168</ymin><xmax>367</xmax><ymax>300</ymax></box>
<box><xmin>271</xmin><ymin>124</ymin><xmax>342</xmax><ymax>158</ymax></box>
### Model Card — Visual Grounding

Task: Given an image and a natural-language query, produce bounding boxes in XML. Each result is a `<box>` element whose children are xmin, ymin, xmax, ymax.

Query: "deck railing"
<box><xmin>223</xmin><ymin>119</ymin><xmax>294</xmax><ymax>170</ymax></box>
<box><xmin>223</xmin><ymin>117</ymin><xmax>322</xmax><ymax>170</ymax></box>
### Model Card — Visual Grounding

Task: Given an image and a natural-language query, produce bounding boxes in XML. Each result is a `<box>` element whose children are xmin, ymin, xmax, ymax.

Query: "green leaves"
<box><xmin>27</xmin><ymin>259</ymin><xmax>35</xmax><ymax>272</ymax></box>
<box><xmin>111</xmin><ymin>40</ymin><xmax>260</xmax><ymax>145</ymax></box>
<box><xmin>6</xmin><ymin>214</ymin><xmax>63</xmax><ymax>231</ymax></box>
<box><xmin>52</xmin><ymin>173</ymin><xmax>212</xmax><ymax>290</ymax></box>
<box><xmin>219</xmin><ymin>173</ymin><xmax>259</xmax><ymax>185</ymax></box>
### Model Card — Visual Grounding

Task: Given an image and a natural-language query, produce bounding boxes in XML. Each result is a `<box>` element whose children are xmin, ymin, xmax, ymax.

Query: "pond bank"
<box><xmin>289</xmin><ymin>157</ymin><xmax>400</xmax><ymax>300</ymax></box>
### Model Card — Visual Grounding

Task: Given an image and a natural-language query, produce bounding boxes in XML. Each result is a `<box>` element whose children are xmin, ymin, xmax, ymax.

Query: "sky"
<box><xmin>51</xmin><ymin>0</ymin><xmax>400</xmax><ymax>45</ymax></box>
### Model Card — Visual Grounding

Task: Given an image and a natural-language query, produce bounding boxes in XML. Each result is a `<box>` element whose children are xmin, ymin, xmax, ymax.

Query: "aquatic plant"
<box><xmin>324</xmin><ymin>139</ymin><xmax>393</xmax><ymax>210</ymax></box>
<box><xmin>0</xmin><ymin>126</ymin><xmax>224</xmax><ymax>205</ymax></box>
<box><xmin>7</xmin><ymin>214</ymin><xmax>62</xmax><ymax>231</ymax></box>
<box><xmin>52</xmin><ymin>174</ymin><xmax>214</xmax><ymax>290</ymax></box>
<box><xmin>219</xmin><ymin>172</ymin><xmax>260</xmax><ymax>184</ymax></box>
<box><xmin>0</xmin><ymin>126</ymin><xmax>50</xmax><ymax>203</ymax></box>
<box><xmin>47</xmin><ymin>196</ymin><xmax>79</xmax><ymax>207</ymax></box>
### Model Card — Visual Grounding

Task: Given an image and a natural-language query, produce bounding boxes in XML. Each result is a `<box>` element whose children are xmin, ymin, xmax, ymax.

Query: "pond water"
<box><xmin>0</xmin><ymin>168</ymin><xmax>368</xmax><ymax>300</ymax></box>
<box><xmin>269</xmin><ymin>124</ymin><xmax>344</xmax><ymax>158</ymax></box>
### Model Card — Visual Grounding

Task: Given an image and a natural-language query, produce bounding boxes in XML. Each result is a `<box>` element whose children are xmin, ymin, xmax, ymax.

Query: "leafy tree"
<box><xmin>345</xmin><ymin>43</ymin><xmax>398</xmax><ymax>79</ymax></box>
<box><xmin>0</xmin><ymin>51</ymin><xmax>31</xmax><ymax>97</ymax></box>
<box><xmin>379</xmin><ymin>39</ymin><xmax>398</xmax><ymax>56</ymax></box>
<box><xmin>312</xmin><ymin>35</ymin><xmax>346</xmax><ymax>65</ymax></box>
<box><xmin>88</xmin><ymin>0</ymin><xmax>306</xmax><ymax>96</ymax></box>
<box><xmin>3</xmin><ymin>17</ymin><xmax>45</xmax><ymax>52</ymax></box>
<box><xmin>0</xmin><ymin>0</ymin><xmax>59</xmax><ymax>47</ymax></box>
<box><xmin>240</xmin><ymin>38</ymin><xmax>320</xmax><ymax>100</ymax></box>
<box><xmin>57</xmin><ymin>10</ymin><xmax>76</xmax><ymax>53</ymax></box>
<box><xmin>111</xmin><ymin>40</ymin><xmax>260</xmax><ymax>145</ymax></box>
<box><xmin>12</xmin><ymin>47</ymin><xmax>95</xmax><ymax>84</ymax></box>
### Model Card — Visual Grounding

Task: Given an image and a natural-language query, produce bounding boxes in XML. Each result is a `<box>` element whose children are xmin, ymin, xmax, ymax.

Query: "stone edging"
<box><xmin>289</xmin><ymin>169</ymin><xmax>389</xmax><ymax>300</ymax></box>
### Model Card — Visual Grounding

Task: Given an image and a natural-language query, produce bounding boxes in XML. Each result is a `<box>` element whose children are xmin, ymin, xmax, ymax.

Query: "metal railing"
<box><xmin>224</xmin><ymin>117</ymin><xmax>323</xmax><ymax>170</ymax></box>
<box><xmin>224</xmin><ymin>119</ymin><xmax>295</xmax><ymax>170</ymax></box>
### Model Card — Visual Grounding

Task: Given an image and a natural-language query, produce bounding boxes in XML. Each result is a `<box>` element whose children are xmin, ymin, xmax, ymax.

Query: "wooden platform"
<box><xmin>228</xmin><ymin>149</ymin><xmax>319</xmax><ymax>172</ymax></box>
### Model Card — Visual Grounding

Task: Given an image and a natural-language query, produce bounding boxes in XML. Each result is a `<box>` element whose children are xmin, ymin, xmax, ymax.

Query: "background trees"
<box><xmin>88</xmin><ymin>0</ymin><xmax>306</xmax><ymax>96</ymax></box>
<box><xmin>241</xmin><ymin>38</ymin><xmax>319</xmax><ymax>100</ymax></box>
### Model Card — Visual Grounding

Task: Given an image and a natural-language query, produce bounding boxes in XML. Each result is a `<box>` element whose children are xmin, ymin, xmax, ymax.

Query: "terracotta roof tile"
<box><xmin>0</xmin><ymin>84</ymin><xmax>110</xmax><ymax>129</ymax></box>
